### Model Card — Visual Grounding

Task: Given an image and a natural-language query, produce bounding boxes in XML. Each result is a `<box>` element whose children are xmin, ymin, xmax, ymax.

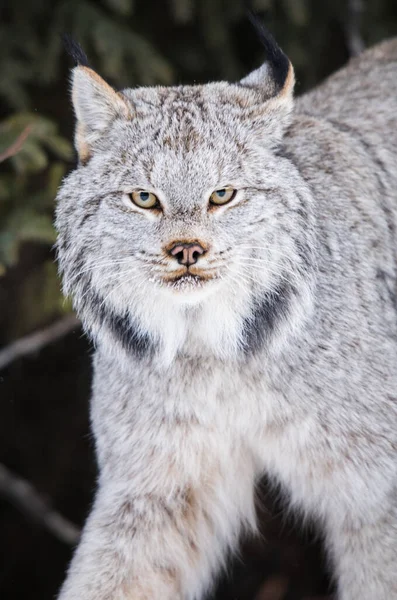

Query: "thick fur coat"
<box><xmin>55</xmin><ymin>29</ymin><xmax>397</xmax><ymax>600</ymax></box>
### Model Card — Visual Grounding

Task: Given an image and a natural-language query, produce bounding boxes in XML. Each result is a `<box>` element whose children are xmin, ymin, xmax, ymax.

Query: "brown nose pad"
<box><xmin>169</xmin><ymin>243</ymin><xmax>205</xmax><ymax>266</ymax></box>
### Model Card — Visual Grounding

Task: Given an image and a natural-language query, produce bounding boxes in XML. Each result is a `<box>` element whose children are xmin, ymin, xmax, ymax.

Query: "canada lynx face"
<box><xmin>56</xmin><ymin>34</ymin><xmax>315</xmax><ymax>366</ymax></box>
<box><xmin>56</xmin><ymin>26</ymin><xmax>397</xmax><ymax>600</ymax></box>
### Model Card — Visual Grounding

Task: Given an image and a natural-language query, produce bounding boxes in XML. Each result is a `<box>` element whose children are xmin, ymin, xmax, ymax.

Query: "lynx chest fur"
<box><xmin>56</xmin><ymin>29</ymin><xmax>397</xmax><ymax>600</ymax></box>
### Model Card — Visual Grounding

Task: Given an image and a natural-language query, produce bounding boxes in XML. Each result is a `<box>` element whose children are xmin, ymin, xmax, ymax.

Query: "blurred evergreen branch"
<box><xmin>0</xmin><ymin>0</ymin><xmax>174</xmax><ymax>109</ymax></box>
<box><xmin>0</xmin><ymin>126</ymin><xmax>31</xmax><ymax>163</ymax></box>
<box><xmin>0</xmin><ymin>113</ymin><xmax>72</xmax><ymax>272</ymax></box>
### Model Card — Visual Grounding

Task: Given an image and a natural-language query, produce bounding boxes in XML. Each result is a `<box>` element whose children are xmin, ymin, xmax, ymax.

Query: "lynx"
<box><xmin>55</xmin><ymin>24</ymin><xmax>397</xmax><ymax>600</ymax></box>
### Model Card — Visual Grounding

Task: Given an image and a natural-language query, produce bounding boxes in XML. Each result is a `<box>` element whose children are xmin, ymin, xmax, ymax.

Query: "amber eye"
<box><xmin>209</xmin><ymin>187</ymin><xmax>236</xmax><ymax>206</ymax></box>
<box><xmin>130</xmin><ymin>190</ymin><xmax>159</xmax><ymax>209</ymax></box>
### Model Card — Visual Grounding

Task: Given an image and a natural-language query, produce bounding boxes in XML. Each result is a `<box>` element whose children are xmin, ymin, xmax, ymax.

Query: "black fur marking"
<box><xmin>276</xmin><ymin>146</ymin><xmax>300</xmax><ymax>171</ymax></box>
<box><xmin>101</xmin><ymin>306</ymin><xmax>153</xmax><ymax>359</ymax></box>
<box><xmin>80</xmin><ymin>286</ymin><xmax>153</xmax><ymax>359</ymax></box>
<box><xmin>247</xmin><ymin>13</ymin><xmax>290</xmax><ymax>92</ymax></box>
<box><xmin>241</xmin><ymin>283</ymin><xmax>292</xmax><ymax>355</ymax></box>
<box><xmin>62</xmin><ymin>33</ymin><xmax>90</xmax><ymax>67</ymax></box>
<box><xmin>79</xmin><ymin>212</ymin><xmax>95</xmax><ymax>227</ymax></box>
<box><xmin>377</xmin><ymin>269</ymin><xmax>397</xmax><ymax>320</ymax></box>
<box><xmin>294</xmin><ymin>238</ymin><xmax>312</xmax><ymax>270</ymax></box>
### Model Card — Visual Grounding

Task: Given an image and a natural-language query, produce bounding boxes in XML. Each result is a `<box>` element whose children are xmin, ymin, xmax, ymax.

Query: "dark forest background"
<box><xmin>1</xmin><ymin>1</ymin><xmax>397</xmax><ymax>599</ymax></box>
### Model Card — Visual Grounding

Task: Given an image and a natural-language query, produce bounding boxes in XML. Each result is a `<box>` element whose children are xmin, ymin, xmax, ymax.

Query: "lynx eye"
<box><xmin>209</xmin><ymin>187</ymin><xmax>236</xmax><ymax>206</ymax></box>
<box><xmin>130</xmin><ymin>190</ymin><xmax>159</xmax><ymax>209</ymax></box>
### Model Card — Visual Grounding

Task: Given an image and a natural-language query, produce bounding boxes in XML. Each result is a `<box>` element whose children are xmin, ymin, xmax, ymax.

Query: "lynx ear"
<box><xmin>71</xmin><ymin>66</ymin><xmax>131</xmax><ymax>164</ymax></box>
<box><xmin>240</xmin><ymin>60</ymin><xmax>294</xmax><ymax>100</ymax></box>
<box><xmin>238</xmin><ymin>18</ymin><xmax>295</xmax><ymax>142</ymax></box>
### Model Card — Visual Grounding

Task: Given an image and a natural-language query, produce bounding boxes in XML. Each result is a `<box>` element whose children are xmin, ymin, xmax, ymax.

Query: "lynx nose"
<box><xmin>169</xmin><ymin>242</ymin><xmax>205</xmax><ymax>266</ymax></box>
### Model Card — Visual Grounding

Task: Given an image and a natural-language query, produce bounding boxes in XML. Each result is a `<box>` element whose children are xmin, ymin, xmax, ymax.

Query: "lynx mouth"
<box><xmin>162</xmin><ymin>269</ymin><xmax>219</xmax><ymax>289</ymax></box>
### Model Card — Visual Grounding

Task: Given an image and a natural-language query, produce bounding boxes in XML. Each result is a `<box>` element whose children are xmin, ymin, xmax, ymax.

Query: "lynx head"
<box><xmin>56</xmin><ymin>26</ymin><xmax>315</xmax><ymax>367</ymax></box>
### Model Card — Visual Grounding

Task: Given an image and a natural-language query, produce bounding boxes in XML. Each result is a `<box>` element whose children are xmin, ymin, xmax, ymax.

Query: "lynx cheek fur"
<box><xmin>55</xmin><ymin>25</ymin><xmax>397</xmax><ymax>600</ymax></box>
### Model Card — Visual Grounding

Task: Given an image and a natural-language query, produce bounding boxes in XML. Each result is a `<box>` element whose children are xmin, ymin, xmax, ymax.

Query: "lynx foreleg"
<box><xmin>58</xmin><ymin>431</ymin><xmax>256</xmax><ymax>600</ymax></box>
<box><xmin>327</xmin><ymin>500</ymin><xmax>397</xmax><ymax>600</ymax></box>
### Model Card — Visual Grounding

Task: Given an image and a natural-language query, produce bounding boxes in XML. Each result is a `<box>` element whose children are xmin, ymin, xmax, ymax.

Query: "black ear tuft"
<box><xmin>62</xmin><ymin>33</ymin><xmax>90</xmax><ymax>67</ymax></box>
<box><xmin>247</xmin><ymin>13</ymin><xmax>290</xmax><ymax>92</ymax></box>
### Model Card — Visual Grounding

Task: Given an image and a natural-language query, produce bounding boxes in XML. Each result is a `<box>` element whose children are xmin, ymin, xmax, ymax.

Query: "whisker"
<box><xmin>236</xmin><ymin>249</ymin><xmax>294</xmax><ymax>260</ymax></box>
<box><xmin>233</xmin><ymin>256</ymin><xmax>301</xmax><ymax>279</ymax></box>
<box><xmin>228</xmin><ymin>265</ymin><xmax>295</xmax><ymax>290</ymax></box>
<box><xmin>99</xmin><ymin>270</ymin><xmax>143</xmax><ymax>309</ymax></box>
<box><xmin>135</xmin><ymin>256</ymin><xmax>168</xmax><ymax>267</ymax></box>
<box><xmin>68</xmin><ymin>257</ymin><xmax>135</xmax><ymax>283</ymax></box>
<box><xmin>225</xmin><ymin>271</ymin><xmax>250</xmax><ymax>295</ymax></box>
<box><xmin>227</xmin><ymin>266</ymin><xmax>262</xmax><ymax>289</ymax></box>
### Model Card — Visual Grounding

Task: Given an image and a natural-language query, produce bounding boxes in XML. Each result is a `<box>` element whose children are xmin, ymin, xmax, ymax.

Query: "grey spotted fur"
<box><xmin>55</xmin><ymin>32</ymin><xmax>397</xmax><ymax>600</ymax></box>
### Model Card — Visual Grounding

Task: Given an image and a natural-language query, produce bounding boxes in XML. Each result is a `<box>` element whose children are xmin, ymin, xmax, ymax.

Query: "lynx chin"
<box><xmin>56</xmin><ymin>25</ymin><xmax>397</xmax><ymax>600</ymax></box>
